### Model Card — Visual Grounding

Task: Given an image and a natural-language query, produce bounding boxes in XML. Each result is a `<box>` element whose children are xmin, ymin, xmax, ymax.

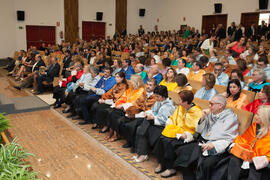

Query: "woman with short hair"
<box><xmin>247</xmin><ymin>69</ymin><xmax>270</xmax><ymax>93</ymax></box>
<box><xmin>194</xmin><ymin>73</ymin><xmax>217</xmax><ymax>100</ymax></box>
<box><xmin>174</xmin><ymin>73</ymin><xmax>192</xmax><ymax>93</ymax></box>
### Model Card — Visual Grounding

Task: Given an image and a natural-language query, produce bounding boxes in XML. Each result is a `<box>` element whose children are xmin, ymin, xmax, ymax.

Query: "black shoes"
<box><xmin>72</xmin><ymin>115</ymin><xmax>81</xmax><ymax>120</ymax></box>
<box><xmin>53</xmin><ymin>103</ymin><xmax>61</xmax><ymax>109</ymax></box>
<box><xmin>14</xmin><ymin>86</ymin><xmax>21</xmax><ymax>90</ymax></box>
<box><xmin>122</xmin><ymin>142</ymin><xmax>132</xmax><ymax>148</ymax></box>
<box><xmin>62</xmin><ymin>109</ymin><xmax>70</xmax><ymax>113</ymax></box>
<box><xmin>79</xmin><ymin>121</ymin><xmax>91</xmax><ymax>125</ymax></box>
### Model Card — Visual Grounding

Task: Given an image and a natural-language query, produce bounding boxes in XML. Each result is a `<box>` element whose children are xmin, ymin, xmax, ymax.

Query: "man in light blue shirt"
<box><xmin>213</xmin><ymin>62</ymin><xmax>229</xmax><ymax>86</ymax></box>
<box><xmin>246</xmin><ymin>55</ymin><xmax>270</xmax><ymax>79</ymax></box>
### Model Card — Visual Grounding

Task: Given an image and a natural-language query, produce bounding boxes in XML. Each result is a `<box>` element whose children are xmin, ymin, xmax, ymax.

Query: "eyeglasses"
<box><xmin>209</xmin><ymin>102</ymin><xmax>221</xmax><ymax>106</ymax></box>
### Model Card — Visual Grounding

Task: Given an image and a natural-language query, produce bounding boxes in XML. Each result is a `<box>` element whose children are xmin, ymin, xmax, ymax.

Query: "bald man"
<box><xmin>145</xmin><ymin>64</ymin><xmax>163</xmax><ymax>85</ymax></box>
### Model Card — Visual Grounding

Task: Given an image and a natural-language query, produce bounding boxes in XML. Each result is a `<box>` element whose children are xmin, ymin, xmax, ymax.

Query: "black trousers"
<box><xmin>53</xmin><ymin>86</ymin><xmax>66</xmax><ymax>104</ymax></box>
<box><xmin>135</xmin><ymin>122</ymin><xmax>164</xmax><ymax>156</ymax></box>
<box><xmin>107</xmin><ymin>109</ymin><xmax>125</xmax><ymax>132</ymax></box>
<box><xmin>228</xmin><ymin>155</ymin><xmax>270</xmax><ymax>180</ymax></box>
<box><xmin>119</xmin><ymin>118</ymin><xmax>144</xmax><ymax>146</ymax></box>
<box><xmin>92</xmin><ymin>103</ymin><xmax>112</xmax><ymax>126</ymax></box>
<box><xmin>36</xmin><ymin>74</ymin><xmax>53</xmax><ymax>92</ymax></box>
<box><xmin>153</xmin><ymin>135</ymin><xmax>184</xmax><ymax>170</ymax></box>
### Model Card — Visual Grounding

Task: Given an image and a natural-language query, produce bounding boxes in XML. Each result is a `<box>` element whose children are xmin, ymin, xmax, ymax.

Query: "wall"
<box><xmin>79</xmin><ymin>0</ymin><xmax>115</xmax><ymax>39</ymax></box>
<box><xmin>127</xmin><ymin>0</ymin><xmax>161</xmax><ymax>34</ymax></box>
<box><xmin>158</xmin><ymin>0</ymin><xmax>266</xmax><ymax>32</ymax></box>
<box><xmin>0</xmin><ymin>0</ymin><xmax>16</xmax><ymax>58</ymax></box>
<box><xmin>14</xmin><ymin>0</ymin><xmax>64</xmax><ymax>52</ymax></box>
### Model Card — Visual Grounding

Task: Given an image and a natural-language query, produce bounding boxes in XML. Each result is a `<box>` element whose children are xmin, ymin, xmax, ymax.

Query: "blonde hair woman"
<box><xmin>105</xmin><ymin>75</ymin><xmax>146</xmax><ymax>142</ymax></box>
<box><xmin>227</xmin><ymin>106</ymin><xmax>270</xmax><ymax>179</ymax></box>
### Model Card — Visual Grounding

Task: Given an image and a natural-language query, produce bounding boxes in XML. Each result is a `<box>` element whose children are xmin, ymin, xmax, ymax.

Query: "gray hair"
<box><xmin>212</xmin><ymin>94</ymin><xmax>227</xmax><ymax>108</ymax></box>
<box><xmin>90</xmin><ymin>66</ymin><xmax>99</xmax><ymax>75</ymax></box>
<box><xmin>255</xmin><ymin>69</ymin><xmax>267</xmax><ymax>82</ymax></box>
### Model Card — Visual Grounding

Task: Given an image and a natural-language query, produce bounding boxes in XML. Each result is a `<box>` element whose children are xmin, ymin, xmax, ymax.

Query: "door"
<box><xmin>26</xmin><ymin>25</ymin><xmax>56</xmax><ymax>49</ymax></box>
<box><xmin>115</xmin><ymin>0</ymin><xmax>127</xmax><ymax>35</ymax></box>
<box><xmin>241</xmin><ymin>12</ymin><xmax>259</xmax><ymax>36</ymax></box>
<box><xmin>82</xmin><ymin>21</ymin><xmax>106</xmax><ymax>41</ymax></box>
<box><xmin>202</xmin><ymin>14</ymin><xmax>228</xmax><ymax>36</ymax></box>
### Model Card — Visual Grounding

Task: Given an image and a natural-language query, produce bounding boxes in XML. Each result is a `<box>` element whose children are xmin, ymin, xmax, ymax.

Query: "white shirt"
<box><xmin>153</xmin><ymin>55</ymin><xmax>161</xmax><ymax>63</ymax></box>
<box><xmin>201</xmin><ymin>39</ymin><xmax>214</xmax><ymax>51</ymax></box>
<box><xmin>176</xmin><ymin>67</ymin><xmax>190</xmax><ymax>76</ymax></box>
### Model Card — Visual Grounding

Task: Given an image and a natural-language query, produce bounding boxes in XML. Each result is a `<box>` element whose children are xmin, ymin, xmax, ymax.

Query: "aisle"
<box><xmin>8</xmin><ymin>110</ymin><xmax>148</xmax><ymax>180</ymax></box>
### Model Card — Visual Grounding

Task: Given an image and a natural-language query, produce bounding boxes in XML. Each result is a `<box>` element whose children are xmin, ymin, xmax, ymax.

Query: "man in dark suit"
<box><xmin>14</xmin><ymin>54</ymin><xmax>45</xmax><ymax>90</ymax></box>
<box><xmin>227</xmin><ymin>22</ymin><xmax>236</xmax><ymax>37</ymax></box>
<box><xmin>138</xmin><ymin>25</ymin><xmax>145</xmax><ymax>36</ymax></box>
<box><xmin>246</xmin><ymin>24</ymin><xmax>256</xmax><ymax>40</ymax></box>
<box><xmin>61</xmin><ymin>50</ymin><xmax>72</xmax><ymax>77</ymax></box>
<box><xmin>35</xmin><ymin>56</ymin><xmax>60</xmax><ymax>94</ymax></box>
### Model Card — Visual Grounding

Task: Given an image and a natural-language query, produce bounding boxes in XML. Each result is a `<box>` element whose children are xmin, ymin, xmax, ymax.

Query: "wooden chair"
<box><xmin>232</xmin><ymin>108</ymin><xmax>253</xmax><ymax>135</ymax></box>
<box><xmin>214</xmin><ymin>84</ymin><xmax>226</xmax><ymax>94</ymax></box>
<box><xmin>168</xmin><ymin>91</ymin><xmax>180</xmax><ymax>105</ymax></box>
<box><xmin>188</xmin><ymin>79</ymin><xmax>202</xmax><ymax>93</ymax></box>
<box><xmin>242</xmin><ymin>90</ymin><xmax>255</xmax><ymax>103</ymax></box>
<box><xmin>244</xmin><ymin>76</ymin><xmax>252</xmax><ymax>84</ymax></box>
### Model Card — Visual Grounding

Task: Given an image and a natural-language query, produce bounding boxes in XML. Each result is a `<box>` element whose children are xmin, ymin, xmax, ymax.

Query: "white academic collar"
<box><xmin>146</xmin><ymin>92</ymin><xmax>153</xmax><ymax>98</ymax></box>
<box><xmin>103</xmin><ymin>76</ymin><xmax>111</xmax><ymax>80</ymax></box>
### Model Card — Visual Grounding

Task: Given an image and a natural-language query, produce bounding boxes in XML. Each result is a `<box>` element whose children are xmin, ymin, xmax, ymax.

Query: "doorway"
<box><xmin>26</xmin><ymin>25</ymin><xmax>56</xmax><ymax>50</ymax></box>
<box><xmin>82</xmin><ymin>21</ymin><xmax>106</xmax><ymax>41</ymax></box>
<box><xmin>202</xmin><ymin>14</ymin><xmax>228</xmax><ymax>36</ymax></box>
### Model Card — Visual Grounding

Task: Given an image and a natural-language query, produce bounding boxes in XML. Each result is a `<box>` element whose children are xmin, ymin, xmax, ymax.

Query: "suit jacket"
<box><xmin>62</xmin><ymin>56</ymin><xmax>72</xmax><ymax>75</ymax></box>
<box><xmin>33</xmin><ymin>60</ymin><xmax>45</xmax><ymax>72</ymax></box>
<box><xmin>46</xmin><ymin>63</ymin><xmax>60</xmax><ymax>81</ymax></box>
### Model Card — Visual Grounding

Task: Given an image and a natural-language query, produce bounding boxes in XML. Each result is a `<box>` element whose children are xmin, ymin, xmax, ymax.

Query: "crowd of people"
<box><xmin>5</xmin><ymin>22</ymin><xmax>270</xmax><ymax>179</ymax></box>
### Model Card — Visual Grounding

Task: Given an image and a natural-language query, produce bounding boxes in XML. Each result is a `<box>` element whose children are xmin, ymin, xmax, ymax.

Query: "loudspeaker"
<box><xmin>17</xmin><ymin>11</ymin><xmax>25</xmax><ymax>21</ymax></box>
<box><xmin>259</xmin><ymin>0</ymin><xmax>268</xmax><ymax>9</ymax></box>
<box><xmin>96</xmin><ymin>12</ymin><xmax>103</xmax><ymax>21</ymax></box>
<box><xmin>214</xmin><ymin>3</ymin><xmax>222</xmax><ymax>13</ymax></box>
<box><xmin>139</xmin><ymin>9</ymin><xmax>145</xmax><ymax>17</ymax></box>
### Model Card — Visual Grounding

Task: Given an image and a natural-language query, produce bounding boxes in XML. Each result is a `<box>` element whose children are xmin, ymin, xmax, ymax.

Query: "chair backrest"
<box><xmin>242</xmin><ymin>89</ymin><xmax>255</xmax><ymax>103</ymax></box>
<box><xmin>168</xmin><ymin>91</ymin><xmax>180</xmax><ymax>105</ymax></box>
<box><xmin>214</xmin><ymin>84</ymin><xmax>226</xmax><ymax>94</ymax></box>
<box><xmin>189</xmin><ymin>79</ymin><xmax>202</xmax><ymax>93</ymax></box>
<box><xmin>193</xmin><ymin>98</ymin><xmax>209</xmax><ymax>109</ymax></box>
<box><xmin>244</xmin><ymin>76</ymin><xmax>252</xmax><ymax>84</ymax></box>
<box><xmin>232</xmin><ymin>107</ymin><xmax>253</xmax><ymax>135</ymax></box>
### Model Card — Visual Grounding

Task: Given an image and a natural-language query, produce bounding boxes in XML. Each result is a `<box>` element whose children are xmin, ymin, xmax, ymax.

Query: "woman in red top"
<box><xmin>226</xmin><ymin>37</ymin><xmax>246</xmax><ymax>58</ymax></box>
<box><xmin>243</xmin><ymin>85</ymin><xmax>270</xmax><ymax>114</ymax></box>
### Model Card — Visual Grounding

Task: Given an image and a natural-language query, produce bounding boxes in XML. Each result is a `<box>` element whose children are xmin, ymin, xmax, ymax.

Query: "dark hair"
<box><xmin>200</xmin><ymin>56</ymin><xmax>209</xmax><ymax>67</ymax></box>
<box><xmin>175</xmin><ymin>73</ymin><xmax>188</xmax><ymax>87</ymax></box>
<box><xmin>258</xmin><ymin>55</ymin><xmax>268</xmax><ymax>65</ymax></box>
<box><xmin>179</xmin><ymin>90</ymin><xmax>194</xmax><ymax>104</ymax></box>
<box><xmin>138</xmin><ymin>56</ymin><xmax>146</xmax><ymax>64</ymax></box>
<box><xmin>115</xmin><ymin>71</ymin><xmax>128</xmax><ymax>86</ymax></box>
<box><xmin>203</xmin><ymin>73</ymin><xmax>216</xmax><ymax>89</ymax></box>
<box><xmin>237</xmin><ymin>59</ymin><xmax>248</xmax><ymax>72</ymax></box>
<box><xmin>214</xmin><ymin>62</ymin><xmax>223</xmax><ymax>68</ymax></box>
<box><xmin>65</xmin><ymin>50</ymin><xmax>71</xmax><ymax>55</ymax></box>
<box><xmin>104</xmin><ymin>66</ymin><xmax>113</xmax><ymax>74</ymax></box>
<box><xmin>124</xmin><ymin>59</ymin><xmax>131</xmax><ymax>66</ymax></box>
<box><xmin>194</xmin><ymin>60</ymin><xmax>203</xmax><ymax>69</ymax></box>
<box><xmin>162</xmin><ymin>58</ymin><xmax>171</xmax><ymax>67</ymax></box>
<box><xmin>165</xmin><ymin>67</ymin><xmax>177</xmax><ymax>82</ymax></box>
<box><xmin>154</xmin><ymin>85</ymin><xmax>168</xmax><ymax>98</ymax></box>
<box><xmin>194</xmin><ymin>48</ymin><xmax>202</xmax><ymax>53</ymax></box>
<box><xmin>230</xmin><ymin>69</ymin><xmax>244</xmax><ymax>81</ymax></box>
<box><xmin>179</xmin><ymin>58</ymin><xmax>187</xmax><ymax>66</ymax></box>
<box><xmin>227</xmin><ymin>79</ymin><xmax>242</xmax><ymax>101</ymax></box>
<box><xmin>147</xmin><ymin>78</ymin><xmax>157</xmax><ymax>86</ymax></box>
<box><xmin>262</xmin><ymin>85</ymin><xmax>270</xmax><ymax>102</ymax></box>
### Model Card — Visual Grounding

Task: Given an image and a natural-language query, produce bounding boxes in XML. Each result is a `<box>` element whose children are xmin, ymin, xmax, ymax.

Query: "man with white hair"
<box><xmin>134</xmin><ymin>63</ymin><xmax>148</xmax><ymax>83</ymax></box>
<box><xmin>174</xmin><ymin>94</ymin><xmax>239</xmax><ymax>180</ymax></box>
<box><xmin>145</xmin><ymin>64</ymin><xmax>163</xmax><ymax>85</ymax></box>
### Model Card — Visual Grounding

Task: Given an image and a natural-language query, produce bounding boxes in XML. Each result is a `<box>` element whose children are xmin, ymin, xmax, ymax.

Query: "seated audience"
<box><xmin>171</xmin><ymin>50</ymin><xmax>181</xmax><ymax>66</ymax></box>
<box><xmin>175</xmin><ymin>58</ymin><xmax>190</xmax><ymax>75</ymax></box>
<box><xmin>34</xmin><ymin>56</ymin><xmax>60</xmax><ymax>94</ymax></box>
<box><xmin>146</xmin><ymin>64</ymin><xmax>163</xmax><ymax>85</ymax></box>
<box><xmin>153</xmin><ymin>90</ymin><xmax>202</xmax><ymax>178</ymax></box>
<box><xmin>201</xmin><ymin>34</ymin><xmax>216</xmax><ymax>56</ymax></box>
<box><xmin>134</xmin><ymin>63</ymin><xmax>148</xmax><ymax>83</ymax></box>
<box><xmin>187</xmin><ymin>60</ymin><xmax>205</xmax><ymax>81</ymax></box>
<box><xmin>151</xmin><ymin>50</ymin><xmax>161</xmax><ymax>63</ymax></box>
<box><xmin>237</xmin><ymin>59</ymin><xmax>250</xmax><ymax>76</ymax></box>
<box><xmin>159</xmin><ymin>67</ymin><xmax>178</xmax><ymax>91</ymax></box>
<box><xmin>247</xmin><ymin>69</ymin><xmax>270</xmax><ymax>93</ymax></box>
<box><xmin>119</xmin><ymin>79</ymin><xmax>158</xmax><ymax>152</ymax></box>
<box><xmin>213</xmin><ymin>62</ymin><xmax>229</xmax><ymax>86</ymax></box>
<box><xmin>226</xmin><ymin>106</ymin><xmax>270</xmax><ymax>180</ymax></box>
<box><xmin>61</xmin><ymin>50</ymin><xmax>72</xmax><ymax>77</ymax></box>
<box><xmin>226</xmin><ymin>37</ymin><xmax>246</xmax><ymax>58</ymax></box>
<box><xmin>247</xmin><ymin>55</ymin><xmax>270</xmax><ymax>79</ymax></box>
<box><xmin>174</xmin><ymin>95</ymin><xmax>239</xmax><ymax>180</ymax></box>
<box><xmin>243</xmin><ymin>85</ymin><xmax>270</xmax><ymax>114</ymax></box>
<box><xmin>225</xmin><ymin>79</ymin><xmax>249</xmax><ymax>109</ymax></box>
<box><xmin>221</xmin><ymin>58</ymin><xmax>232</xmax><ymax>75</ymax></box>
<box><xmin>201</xmin><ymin>56</ymin><xmax>214</xmax><ymax>73</ymax></box>
<box><xmin>133</xmin><ymin>85</ymin><xmax>175</xmax><ymax>163</ymax></box>
<box><xmin>195</xmin><ymin>73</ymin><xmax>217</xmax><ymax>101</ymax></box>
<box><xmin>120</xmin><ymin>59</ymin><xmax>135</xmax><ymax>80</ymax></box>
<box><xmin>230</xmin><ymin>69</ymin><xmax>246</xmax><ymax>89</ymax></box>
<box><xmin>160</xmin><ymin>58</ymin><xmax>172</xmax><ymax>75</ymax></box>
<box><xmin>106</xmin><ymin>75</ymin><xmax>146</xmax><ymax>142</ymax></box>
<box><xmin>174</xmin><ymin>73</ymin><xmax>193</xmax><ymax>93</ymax></box>
<box><xmin>111</xmin><ymin>59</ymin><xmax>122</xmax><ymax>76</ymax></box>
<box><xmin>78</xmin><ymin>67</ymin><xmax>116</xmax><ymax>125</ymax></box>
<box><xmin>91</xmin><ymin>72</ymin><xmax>128</xmax><ymax>131</ymax></box>
<box><xmin>185</xmin><ymin>54</ymin><xmax>195</xmax><ymax>68</ymax></box>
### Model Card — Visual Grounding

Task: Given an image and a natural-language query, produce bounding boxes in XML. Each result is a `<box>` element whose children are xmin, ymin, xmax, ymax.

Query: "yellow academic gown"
<box><xmin>162</xmin><ymin>104</ymin><xmax>202</xmax><ymax>138</ymax></box>
<box><xmin>159</xmin><ymin>80</ymin><xmax>178</xmax><ymax>91</ymax></box>
<box><xmin>187</xmin><ymin>69</ymin><xmax>205</xmax><ymax>81</ymax></box>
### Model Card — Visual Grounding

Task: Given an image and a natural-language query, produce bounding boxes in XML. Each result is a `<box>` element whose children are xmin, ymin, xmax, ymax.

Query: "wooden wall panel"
<box><xmin>64</xmin><ymin>0</ymin><xmax>78</xmax><ymax>44</ymax></box>
<box><xmin>115</xmin><ymin>0</ymin><xmax>127</xmax><ymax>35</ymax></box>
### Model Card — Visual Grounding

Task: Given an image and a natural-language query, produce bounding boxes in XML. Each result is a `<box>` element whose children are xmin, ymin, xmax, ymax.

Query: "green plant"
<box><xmin>0</xmin><ymin>139</ymin><xmax>40</xmax><ymax>180</ymax></box>
<box><xmin>0</xmin><ymin>113</ymin><xmax>11</xmax><ymax>133</ymax></box>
